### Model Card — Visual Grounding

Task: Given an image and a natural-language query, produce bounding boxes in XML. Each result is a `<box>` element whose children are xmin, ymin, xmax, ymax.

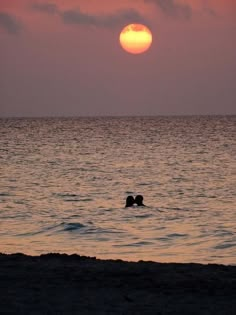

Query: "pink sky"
<box><xmin>0</xmin><ymin>0</ymin><xmax>235</xmax><ymax>116</ymax></box>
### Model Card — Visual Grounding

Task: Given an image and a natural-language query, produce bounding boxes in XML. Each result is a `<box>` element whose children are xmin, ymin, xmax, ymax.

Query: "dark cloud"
<box><xmin>31</xmin><ymin>3</ymin><xmax>58</xmax><ymax>15</ymax></box>
<box><xmin>144</xmin><ymin>0</ymin><xmax>192</xmax><ymax>19</ymax></box>
<box><xmin>203</xmin><ymin>6</ymin><xmax>217</xmax><ymax>17</ymax></box>
<box><xmin>201</xmin><ymin>0</ymin><xmax>217</xmax><ymax>17</ymax></box>
<box><xmin>61</xmin><ymin>8</ymin><xmax>150</xmax><ymax>29</ymax></box>
<box><xmin>31</xmin><ymin>2</ymin><xmax>149</xmax><ymax>29</ymax></box>
<box><xmin>0</xmin><ymin>12</ymin><xmax>23</xmax><ymax>35</ymax></box>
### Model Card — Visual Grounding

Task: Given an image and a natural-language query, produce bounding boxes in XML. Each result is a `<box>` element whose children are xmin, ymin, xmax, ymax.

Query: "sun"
<box><xmin>119</xmin><ymin>24</ymin><xmax>152</xmax><ymax>55</ymax></box>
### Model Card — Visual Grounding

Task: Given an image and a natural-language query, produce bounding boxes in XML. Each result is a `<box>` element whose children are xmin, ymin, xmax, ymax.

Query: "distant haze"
<box><xmin>1</xmin><ymin>0</ymin><xmax>236</xmax><ymax>116</ymax></box>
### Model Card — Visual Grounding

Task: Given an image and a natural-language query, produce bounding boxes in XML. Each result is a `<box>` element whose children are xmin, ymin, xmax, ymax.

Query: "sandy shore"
<box><xmin>0</xmin><ymin>253</ymin><xmax>235</xmax><ymax>314</ymax></box>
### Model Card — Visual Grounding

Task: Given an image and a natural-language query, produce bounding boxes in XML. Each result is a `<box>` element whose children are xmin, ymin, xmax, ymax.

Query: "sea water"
<box><xmin>0</xmin><ymin>116</ymin><xmax>235</xmax><ymax>264</ymax></box>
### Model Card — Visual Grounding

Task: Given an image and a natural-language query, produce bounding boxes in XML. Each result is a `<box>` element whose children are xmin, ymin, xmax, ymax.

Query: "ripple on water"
<box><xmin>134</xmin><ymin>214</ymin><xmax>153</xmax><ymax>219</ymax></box>
<box><xmin>0</xmin><ymin>192</ymin><xmax>11</xmax><ymax>197</ymax></box>
<box><xmin>166</xmin><ymin>233</ymin><xmax>188</xmax><ymax>238</ymax></box>
<box><xmin>114</xmin><ymin>241</ymin><xmax>154</xmax><ymax>247</ymax></box>
<box><xmin>214</xmin><ymin>242</ymin><xmax>236</xmax><ymax>250</ymax></box>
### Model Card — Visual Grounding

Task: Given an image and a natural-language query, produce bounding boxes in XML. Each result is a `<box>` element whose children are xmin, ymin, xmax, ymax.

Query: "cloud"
<box><xmin>61</xmin><ymin>8</ymin><xmax>150</xmax><ymax>29</ymax></box>
<box><xmin>31</xmin><ymin>3</ymin><xmax>58</xmax><ymax>15</ymax></box>
<box><xmin>203</xmin><ymin>6</ymin><xmax>217</xmax><ymax>17</ymax></box>
<box><xmin>0</xmin><ymin>12</ymin><xmax>23</xmax><ymax>35</ymax></box>
<box><xmin>201</xmin><ymin>0</ymin><xmax>217</xmax><ymax>17</ymax></box>
<box><xmin>31</xmin><ymin>2</ymin><xmax>149</xmax><ymax>29</ymax></box>
<box><xmin>144</xmin><ymin>0</ymin><xmax>192</xmax><ymax>19</ymax></box>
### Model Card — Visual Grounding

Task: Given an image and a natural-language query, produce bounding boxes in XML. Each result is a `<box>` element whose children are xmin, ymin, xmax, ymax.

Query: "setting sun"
<box><xmin>119</xmin><ymin>24</ymin><xmax>153</xmax><ymax>54</ymax></box>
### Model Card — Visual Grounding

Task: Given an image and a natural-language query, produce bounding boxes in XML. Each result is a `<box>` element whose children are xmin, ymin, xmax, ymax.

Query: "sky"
<box><xmin>0</xmin><ymin>0</ymin><xmax>235</xmax><ymax>116</ymax></box>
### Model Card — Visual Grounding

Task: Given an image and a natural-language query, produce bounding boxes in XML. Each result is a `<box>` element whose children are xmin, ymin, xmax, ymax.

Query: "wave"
<box><xmin>59</xmin><ymin>222</ymin><xmax>124</xmax><ymax>235</ymax></box>
<box><xmin>16</xmin><ymin>222</ymin><xmax>87</xmax><ymax>237</ymax></box>
<box><xmin>15</xmin><ymin>221</ymin><xmax>124</xmax><ymax>237</ymax></box>
<box><xmin>62</xmin><ymin>222</ymin><xmax>86</xmax><ymax>231</ymax></box>
<box><xmin>16</xmin><ymin>222</ymin><xmax>64</xmax><ymax>236</ymax></box>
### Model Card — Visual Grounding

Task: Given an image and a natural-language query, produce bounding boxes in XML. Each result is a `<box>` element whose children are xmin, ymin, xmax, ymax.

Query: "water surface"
<box><xmin>0</xmin><ymin>116</ymin><xmax>235</xmax><ymax>264</ymax></box>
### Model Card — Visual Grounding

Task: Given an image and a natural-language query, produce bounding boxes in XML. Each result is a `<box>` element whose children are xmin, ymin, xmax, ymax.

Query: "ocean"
<box><xmin>0</xmin><ymin>116</ymin><xmax>235</xmax><ymax>264</ymax></box>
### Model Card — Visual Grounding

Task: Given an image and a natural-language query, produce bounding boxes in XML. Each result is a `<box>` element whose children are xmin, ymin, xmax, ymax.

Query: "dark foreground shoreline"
<box><xmin>0</xmin><ymin>253</ymin><xmax>235</xmax><ymax>314</ymax></box>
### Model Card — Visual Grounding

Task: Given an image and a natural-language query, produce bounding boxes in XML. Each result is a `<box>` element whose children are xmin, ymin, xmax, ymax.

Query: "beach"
<box><xmin>0</xmin><ymin>253</ymin><xmax>235</xmax><ymax>314</ymax></box>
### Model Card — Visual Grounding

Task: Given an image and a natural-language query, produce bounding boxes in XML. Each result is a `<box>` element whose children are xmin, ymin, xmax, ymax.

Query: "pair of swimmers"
<box><xmin>125</xmin><ymin>195</ymin><xmax>145</xmax><ymax>207</ymax></box>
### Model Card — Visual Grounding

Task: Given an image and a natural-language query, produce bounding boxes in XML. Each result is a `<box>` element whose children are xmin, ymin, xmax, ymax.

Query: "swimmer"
<box><xmin>125</xmin><ymin>195</ymin><xmax>135</xmax><ymax>207</ymax></box>
<box><xmin>134</xmin><ymin>195</ymin><xmax>145</xmax><ymax>206</ymax></box>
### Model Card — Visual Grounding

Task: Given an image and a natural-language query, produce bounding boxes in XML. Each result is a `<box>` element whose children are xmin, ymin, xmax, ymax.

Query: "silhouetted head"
<box><xmin>125</xmin><ymin>195</ymin><xmax>135</xmax><ymax>207</ymax></box>
<box><xmin>134</xmin><ymin>195</ymin><xmax>144</xmax><ymax>206</ymax></box>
